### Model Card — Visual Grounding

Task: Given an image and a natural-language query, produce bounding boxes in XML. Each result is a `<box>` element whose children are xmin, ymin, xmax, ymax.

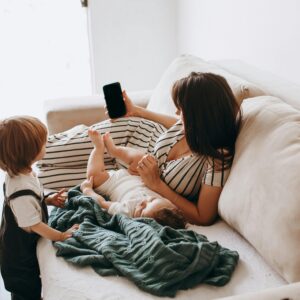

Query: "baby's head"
<box><xmin>133</xmin><ymin>196</ymin><xmax>187</xmax><ymax>229</ymax></box>
<box><xmin>0</xmin><ymin>116</ymin><xmax>47</xmax><ymax>176</ymax></box>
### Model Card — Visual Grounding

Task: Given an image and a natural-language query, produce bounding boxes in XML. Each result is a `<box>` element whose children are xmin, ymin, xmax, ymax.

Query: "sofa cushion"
<box><xmin>218</xmin><ymin>96</ymin><xmax>300</xmax><ymax>283</ymax></box>
<box><xmin>147</xmin><ymin>55</ymin><xmax>265</xmax><ymax>115</ymax></box>
<box><xmin>211</xmin><ymin>59</ymin><xmax>300</xmax><ymax>111</ymax></box>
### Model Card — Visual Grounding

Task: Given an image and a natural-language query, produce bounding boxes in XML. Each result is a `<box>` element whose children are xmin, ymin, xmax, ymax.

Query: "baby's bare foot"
<box><xmin>103</xmin><ymin>132</ymin><xmax>117</xmax><ymax>157</ymax></box>
<box><xmin>88</xmin><ymin>128</ymin><xmax>104</xmax><ymax>151</ymax></box>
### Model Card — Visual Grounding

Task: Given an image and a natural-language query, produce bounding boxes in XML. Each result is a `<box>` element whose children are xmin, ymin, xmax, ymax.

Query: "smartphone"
<box><xmin>103</xmin><ymin>82</ymin><xmax>126</xmax><ymax>119</ymax></box>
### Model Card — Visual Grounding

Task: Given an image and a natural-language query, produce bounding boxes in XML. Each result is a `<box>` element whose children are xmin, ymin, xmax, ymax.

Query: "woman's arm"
<box><xmin>122</xmin><ymin>91</ymin><xmax>179</xmax><ymax>129</ymax></box>
<box><xmin>152</xmin><ymin>181</ymin><xmax>221</xmax><ymax>225</ymax></box>
<box><xmin>31</xmin><ymin>222</ymin><xmax>79</xmax><ymax>241</ymax></box>
<box><xmin>137</xmin><ymin>155</ymin><xmax>221</xmax><ymax>225</ymax></box>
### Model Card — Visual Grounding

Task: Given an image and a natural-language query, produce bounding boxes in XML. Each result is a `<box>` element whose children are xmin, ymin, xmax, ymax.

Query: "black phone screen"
<box><xmin>103</xmin><ymin>82</ymin><xmax>126</xmax><ymax>119</ymax></box>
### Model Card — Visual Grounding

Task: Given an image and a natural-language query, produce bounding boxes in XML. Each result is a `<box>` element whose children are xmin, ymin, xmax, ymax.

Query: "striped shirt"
<box><xmin>153</xmin><ymin>120</ymin><xmax>231</xmax><ymax>201</ymax></box>
<box><xmin>37</xmin><ymin>117</ymin><xmax>230</xmax><ymax>196</ymax></box>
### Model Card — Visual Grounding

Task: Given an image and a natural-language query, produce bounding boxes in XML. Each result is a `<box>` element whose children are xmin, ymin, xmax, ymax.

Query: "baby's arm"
<box><xmin>81</xmin><ymin>177</ymin><xmax>130</xmax><ymax>216</ymax></box>
<box><xmin>83</xmin><ymin>188</ymin><xmax>112</xmax><ymax>210</ymax></box>
<box><xmin>81</xmin><ymin>177</ymin><xmax>112</xmax><ymax>210</ymax></box>
<box><xmin>83</xmin><ymin>188</ymin><xmax>130</xmax><ymax>216</ymax></box>
<box><xmin>31</xmin><ymin>222</ymin><xmax>79</xmax><ymax>241</ymax></box>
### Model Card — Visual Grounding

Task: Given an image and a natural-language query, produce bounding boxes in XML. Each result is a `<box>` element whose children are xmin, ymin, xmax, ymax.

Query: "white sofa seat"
<box><xmin>37</xmin><ymin>219</ymin><xmax>285</xmax><ymax>300</ymax></box>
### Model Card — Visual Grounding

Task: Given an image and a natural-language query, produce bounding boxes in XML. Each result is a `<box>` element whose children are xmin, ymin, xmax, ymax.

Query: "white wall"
<box><xmin>88</xmin><ymin>0</ymin><xmax>178</xmax><ymax>94</ymax></box>
<box><xmin>177</xmin><ymin>0</ymin><xmax>300</xmax><ymax>85</ymax></box>
<box><xmin>0</xmin><ymin>0</ymin><xmax>91</xmax><ymax>120</ymax></box>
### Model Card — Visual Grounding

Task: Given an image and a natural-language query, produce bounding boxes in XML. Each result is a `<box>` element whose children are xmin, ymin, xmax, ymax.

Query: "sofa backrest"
<box><xmin>147</xmin><ymin>55</ymin><xmax>266</xmax><ymax>115</ymax></box>
<box><xmin>211</xmin><ymin>59</ymin><xmax>300</xmax><ymax>111</ymax></box>
<box><xmin>219</xmin><ymin>95</ymin><xmax>300</xmax><ymax>283</ymax></box>
<box><xmin>149</xmin><ymin>55</ymin><xmax>300</xmax><ymax>283</ymax></box>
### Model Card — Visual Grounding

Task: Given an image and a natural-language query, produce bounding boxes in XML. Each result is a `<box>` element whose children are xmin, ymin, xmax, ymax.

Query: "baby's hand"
<box><xmin>127</xmin><ymin>157</ymin><xmax>142</xmax><ymax>175</ymax></box>
<box><xmin>46</xmin><ymin>188</ymin><xmax>67</xmax><ymax>208</ymax></box>
<box><xmin>80</xmin><ymin>176</ymin><xmax>94</xmax><ymax>194</ymax></box>
<box><xmin>60</xmin><ymin>224</ymin><xmax>79</xmax><ymax>241</ymax></box>
<box><xmin>128</xmin><ymin>162</ymin><xmax>139</xmax><ymax>175</ymax></box>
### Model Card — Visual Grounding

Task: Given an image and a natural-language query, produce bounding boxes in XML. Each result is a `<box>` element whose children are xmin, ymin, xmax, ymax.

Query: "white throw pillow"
<box><xmin>219</xmin><ymin>96</ymin><xmax>300</xmax><ymax>283</ymax></box>
<box><xmin>147</xmin><ymin>55</ymin><xmax>265</xmax><ymax>115</ymax></box>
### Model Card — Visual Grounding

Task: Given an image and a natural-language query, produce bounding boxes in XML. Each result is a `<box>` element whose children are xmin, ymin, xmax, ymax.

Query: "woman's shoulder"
<box><xmin>158</xmin><ymin>119</ymin><xmax>183</xmax><ymax>139</ymax></box>
<box><xmin>205</xmin><ymin>149</ymin><xmax>233</xmax><ymax>171</ymax></box>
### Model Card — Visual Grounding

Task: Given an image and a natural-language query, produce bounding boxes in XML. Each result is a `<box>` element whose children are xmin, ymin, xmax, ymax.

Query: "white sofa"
<box><xmin>39</xmin><ymin>55</ymin><xmax>300</xmax><ymax>299</ymax></box>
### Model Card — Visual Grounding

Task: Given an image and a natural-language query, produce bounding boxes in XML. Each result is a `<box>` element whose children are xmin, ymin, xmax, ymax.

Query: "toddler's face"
<box><xmin>35</xmin><ymin>142</ymin><xmax>47</xmax><ymax>162</ymax></box>
<box><xmin>133</xmin><ymin>196</ymin><xmax>175</xmax><ymax>218</ymax></box>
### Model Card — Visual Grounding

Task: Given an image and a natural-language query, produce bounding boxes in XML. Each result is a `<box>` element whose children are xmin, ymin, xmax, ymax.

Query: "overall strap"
<box><xmin>3</xmin><ymin>183</ymin><xmax>48</xmax><ymax>222</ymax></box>
<box><xmin>7</xmin><ymin>188</ymin><xmax>42</xmax><ymax>202</ymax></box>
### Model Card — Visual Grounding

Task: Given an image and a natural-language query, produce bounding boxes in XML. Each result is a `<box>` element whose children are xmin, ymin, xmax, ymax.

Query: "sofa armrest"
<box><xmin>44</xmin><ymin>90</ymin><xmax>152</xmax><ymax>134</ymax></box>
<box><xmin>217</xmin><ymin>282</ymin><xmax>300</xmax><ymax>300</ymax></box>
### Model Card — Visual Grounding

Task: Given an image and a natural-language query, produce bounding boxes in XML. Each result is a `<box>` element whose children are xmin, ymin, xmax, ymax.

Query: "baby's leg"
<box><xmin>103</xmin><ymin>132</ymin><xmax>145</xmax><ymax>166</ymax></box>
<box><xmin>87</xmin><ymin>129</ymin><xmax>110</xmax><ymax>188</ymax></box>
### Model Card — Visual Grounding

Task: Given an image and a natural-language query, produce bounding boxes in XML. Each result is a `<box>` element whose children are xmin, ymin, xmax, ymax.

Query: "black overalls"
<box><xmin>0</xmin><ymin>184</ymin><xmax>49</xmax><ymax>300</ymax></box>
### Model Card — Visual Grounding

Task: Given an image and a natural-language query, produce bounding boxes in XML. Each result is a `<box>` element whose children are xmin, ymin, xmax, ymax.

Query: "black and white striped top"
<box><xmin>153</xmin><ymin>120</ymin><xmax>231</xmax><ymax>201</ymax></box>
<box><xmin>37</xmin><ymin>117</ymin><xmax>230</xmax><ymax>196</ymax></box>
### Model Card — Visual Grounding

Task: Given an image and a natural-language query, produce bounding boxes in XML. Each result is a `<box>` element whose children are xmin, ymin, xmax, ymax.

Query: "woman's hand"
<box><xmin>137</xmin><ymin>154</ymin><xmax>162</xmax><ymax>191</ymax></box>
<box><xmin>122</xmin><ymin>91</ymin><xmax>139</xmax><ymax>117</ymax></box>
<box><xmin>80</xmin><ymin>176</ymin><xmax>94</xmax><ymax>194</ymax></box>
<box><xmin>105</xmin><ymin>90</ymin><xmax>139</xmax><ymax>121</ymax></box>
<box><xmin>46</xmin><ymin>189</ymin><xmax>67</xmax><ymax>208</ymax></box>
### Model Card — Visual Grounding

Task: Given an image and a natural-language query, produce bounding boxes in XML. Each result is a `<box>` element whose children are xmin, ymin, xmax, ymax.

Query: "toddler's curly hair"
<box><xmin>0</xmin><ymin>116</ymin><xmax>47</xmax><ymax>176</ymax></box>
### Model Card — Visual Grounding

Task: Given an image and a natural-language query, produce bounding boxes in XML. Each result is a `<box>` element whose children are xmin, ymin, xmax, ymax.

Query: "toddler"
<box><xmin>0</xmin><ymin>116</ymin><xmax>79</xmax><ymax>300</ymax></box>
<box><xmin>80</xmin><ymin>129</ymin><xmax>186</xmax><ymax>229</ymax></box>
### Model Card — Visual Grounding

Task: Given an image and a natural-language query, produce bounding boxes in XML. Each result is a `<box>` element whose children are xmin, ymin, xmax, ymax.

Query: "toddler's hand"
<box><xmin>46</xmin><ymin>188</ymin><xmax>67</xmax><ymax>208</ymax></box>
<box><xmin>61</xmin><ymin>224</ymin><xmax>79</xmax><ymax>241</ymax></box>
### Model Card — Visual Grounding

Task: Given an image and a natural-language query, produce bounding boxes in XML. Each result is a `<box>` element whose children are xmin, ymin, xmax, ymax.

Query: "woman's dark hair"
<box><xmin>172</xmin><ymin>72</ymin><xmax>242</xmax><ymax>168</ymax></box>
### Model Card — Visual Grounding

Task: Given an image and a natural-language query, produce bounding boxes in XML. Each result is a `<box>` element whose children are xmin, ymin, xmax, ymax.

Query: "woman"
<box><xmin>107</xmin><ymin>72</ymin><xmax>241</xmax><ymax>225</ymax></box>
<box><xmin>39</xmin><ymin>71</ymin><xmax>241</xmax><ymax>226</ymax></box>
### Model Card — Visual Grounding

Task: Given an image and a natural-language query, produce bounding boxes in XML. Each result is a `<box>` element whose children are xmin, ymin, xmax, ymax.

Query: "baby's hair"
<box><xmin>0</xmin><ymin>116</ymin><xmax>47</xmax><ymax>176</ymax></box>
<box><xmin>152</xmin><ymin>207</ymin><xmax>187</xmax><ymax>229</ymax></box>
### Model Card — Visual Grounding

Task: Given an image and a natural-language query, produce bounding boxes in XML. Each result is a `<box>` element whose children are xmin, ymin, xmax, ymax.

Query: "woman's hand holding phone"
<box><xmin>121</xmin><ymin>91</ymin><xmax>139</xmax><ymax>117</ymax></box>
<box><xmin>103</xmin><ymin>82</ymin><xmax>126</xmax><ymax>119</ymax></box>
<box><xmin>104</xmin><ymin>90</ymin><xmax>140</xmax><ymax>121</ymax></box>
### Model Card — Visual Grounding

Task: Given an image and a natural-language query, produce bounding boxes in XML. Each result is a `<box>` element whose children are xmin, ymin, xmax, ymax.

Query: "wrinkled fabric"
<box><xmin>49</xmin><ymin>187</ymin><xmax>239</xmax><ymax>297</ymax></box>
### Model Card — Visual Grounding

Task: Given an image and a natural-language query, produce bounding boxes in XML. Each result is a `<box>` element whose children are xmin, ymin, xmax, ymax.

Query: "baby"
<box><xmin>80</xmin><ymin>129</ymin><xmax>186</xmax><ymax>229</ymax></box>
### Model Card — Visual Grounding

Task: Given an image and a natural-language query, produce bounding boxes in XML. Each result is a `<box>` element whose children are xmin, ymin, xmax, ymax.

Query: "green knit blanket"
<box><xmin>49</xmin><ymin>187</ymin><xmax>239</xmax><ymax>297</ymax></box>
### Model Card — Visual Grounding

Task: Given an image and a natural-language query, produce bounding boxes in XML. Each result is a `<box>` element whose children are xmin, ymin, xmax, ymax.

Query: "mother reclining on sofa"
<box><xmin>39</xmin><ymin>72</ymin><xmax>242</xmax><ymax>226</ymax></box>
